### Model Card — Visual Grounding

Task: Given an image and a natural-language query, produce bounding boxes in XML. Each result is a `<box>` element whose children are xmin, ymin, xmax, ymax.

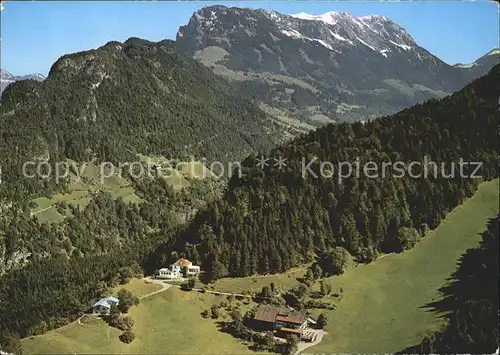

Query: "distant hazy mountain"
<box><xmin>177</xmin><ymin>5</ymin><xmax>498</xmax><ymax>124</ymax></box>
<box><xmin>453</xmin><ymin>48</ymin><xmax>500</xmax><ymax>78</ymax></box>
<box><xmin>0</xmin><ymin>70</ymin><xmax>46</xmax><ymax>95</ymax></box>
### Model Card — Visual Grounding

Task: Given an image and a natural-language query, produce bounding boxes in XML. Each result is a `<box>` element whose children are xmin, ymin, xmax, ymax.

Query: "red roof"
<box><xmin>173</xmin><ymin>258</ymin><xmax>192</xmax><ymax>267</ymax></box>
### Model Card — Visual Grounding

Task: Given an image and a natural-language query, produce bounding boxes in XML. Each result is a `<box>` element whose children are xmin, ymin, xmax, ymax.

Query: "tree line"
<box><xmin>164</xmin><ymin>64</ymin><xmax>499</xmax><ymax>281</ymax></box>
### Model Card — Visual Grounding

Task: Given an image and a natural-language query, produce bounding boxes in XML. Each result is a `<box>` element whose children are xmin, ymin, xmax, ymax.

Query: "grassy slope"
<box><xmin>125</xmin><ymin>290</ymin><xmax>255</xmax><ymax>354</ymax></box>
<box><xmin>30</xmin><ymin>162</ymin><xmax>140</xmax><ymax>223</ymax></box>
<box><xmin>210</xmin><ymin>266</ymin><xmax>308</xmax><ymax>294</ymax></box>
<box><xmin>311</xmin><ymin>179</ymin><xmax>499</xmax><ymax>353</ymax></box>
<box><xmin>22</xmin><ymin>288</ymin><xmax>255</xmax><ymax>354</ymax></box>
<box><xmin>30</xmin><ymin>158</ymin><xmax>214</xmax><ymax>223</ymax></box>
<box><xmin>110</xmin><ymin>278</ymin><xmax>161</xmax><ymax>298</ymax></box>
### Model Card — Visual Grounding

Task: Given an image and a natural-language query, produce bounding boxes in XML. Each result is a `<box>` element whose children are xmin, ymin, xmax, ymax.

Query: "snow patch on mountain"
<box><xmin>313</xmin><ymin>38</ymin><xmax>335</xmax><ymax>51</ymax></box>
<box><xmin>329</xmin><ymin>30</ymin><xmax>353</xmax><ymax>44</ymax></box>
<box><xmin>356</xmin><ymin>37</ymin><xmax>376</xmax><ymax>51</ymax></box>
<box><xmin>0</xmin><ymin>69</ymin><xmax>14</xmax><ymax>81</ymax></box>
<box><xmin>486</xmin><ymin>48</ymin><xmax>500</xmax><ymax>56</ymax></box>
<box><xmin>1</xmin><ymin>70</ymin><xmax>46</xmax><ymax>81</ymax></box>
<box><xmin>454</xmin><ymin>63</ymin><xmax>476</xmax><ymax>69</ymax></box>
<box><xmin>453</xmin><ymin>48</ymin><xmax>499</xmax><ymax>69</ymax></box>
<box><xmin>281</xmin><ymin>29</ymin><xmax>338</xmax><ymax>51</ymax></box>
<box><xmin>359</xmin><ymin>14</ymin><xmax>389</xmax><ymax>22</ymax></box>
<box><xmin>389</xmin><ymin>40</ymin><xmax>412</xmax><ymax>51</ymax></box>
<box><xmin>281</xmin><ymin>29</ymin><xmax>303</xmax><ymax>39</ymax></box>
<box><xmin>186</xmin><ymin>7</ymin><xmax>418</xmax><ymax>61</ymax></box>
<box><xmin>0</xmin><ymin>70</ymin><xmax>46</xmax><ymax>94</ymax></box>
<box><xmin>380</xmin><ymin>49</ymin><xmax>390</xmax><ymax>58</ymax></box>
<box><xmin>290</xmin><ymin>11</ymin><xmax>350</xmax><ymax>25</ymax></box>
<box><xmin>291</xmin><ymin>11</ymin><xmax>388</xmax><ymax>29</ymax></box>
<box><xmin>286</xmin><ymin>10</ymin><xmax>415</xmax><ymax>55</ymax></box>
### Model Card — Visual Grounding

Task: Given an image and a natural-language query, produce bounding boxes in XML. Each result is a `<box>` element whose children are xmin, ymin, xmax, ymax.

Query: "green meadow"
<box><xmin>22</xmin><ymin>288</ymin><xmax>256</xmax><ymax>354</ymax></box>
<box><xmin>22</xmin><ymin>180</ymin><xmax>498</xmax><ymax>354</ymax></box>
<box><xmin>210</xmin><ymin>266</ymin><xmax>309</xmax><ymax>294</ymax></box>
<box><xmin>30</xmin><ymin>157</ymin><xmax>214</xmax><ymax>223</ymax></box>
<box><xmin>311</xmin><ymin>179</ymin><xmax>499</xmax><ymax>353</ymax></box>
<box><xmin>110</xmin><ymin>278</ymin><xmax>161</xmax><ymax>298</ymax></box>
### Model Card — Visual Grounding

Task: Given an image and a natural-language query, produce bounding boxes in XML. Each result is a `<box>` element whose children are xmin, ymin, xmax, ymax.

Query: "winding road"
<box><xmin>144</xmin><ymin>277</ymin><xmax>251</xmax><ymax>298</ymax></box>
<box><xmin>140</xmin><ymin>277</ymin><xmax>172</xmax><ymax>299</ymax></box>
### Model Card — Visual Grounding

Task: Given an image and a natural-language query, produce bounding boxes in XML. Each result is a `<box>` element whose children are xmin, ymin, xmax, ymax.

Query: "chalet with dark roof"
<box><xmin>253</xmin><ymin>304</ymin><xmax>308</xmax><ymax>333</ymax></box>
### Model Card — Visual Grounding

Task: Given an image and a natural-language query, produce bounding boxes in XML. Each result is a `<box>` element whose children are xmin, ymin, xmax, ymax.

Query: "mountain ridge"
<box><xmin>453</xmin><ymin>48</ymin><xmax>500</xmax><ymax>79</ymax></box>
<box><xmin>0</xmin><ymin>38</ymin><xmax>280</xmax><ymax>202</ymax></box>
<box><xmin>176</xmin><ymin>5</ymin><xmax>499</xmax><ymax>124</ymax></box>
<box><xmin>0</xmin><ymin>70</ymin><xmax>46</xmax><ymax>95</ymax></box>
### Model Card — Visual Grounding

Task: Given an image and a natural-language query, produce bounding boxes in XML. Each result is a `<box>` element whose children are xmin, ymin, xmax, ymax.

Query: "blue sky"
<box><xmin>1</xmin><ymin>1</ymin><xmax>498</xmax><ymax>76</ymax></box>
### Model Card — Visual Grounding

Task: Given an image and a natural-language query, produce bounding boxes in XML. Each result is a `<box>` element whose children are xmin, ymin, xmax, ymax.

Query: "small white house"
<box><xmin>157</xmin><ymin>267</ymin><xmax>182</xmax><ymax>279</ymax></box>
<box><xmin>92</xmin><ymin>296</ymin><xmax>119</xmax><ymax>315</ymax></box>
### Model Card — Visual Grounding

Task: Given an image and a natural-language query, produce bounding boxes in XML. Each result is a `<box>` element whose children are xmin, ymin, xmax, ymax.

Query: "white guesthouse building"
<box><xmin>92</xmin><ymin>296</ymin><xmax>119</xmax><ymax>315</ymax></box>
<box><xmin>158</xmin><ymin>266</ymin><xmax>182</xmax><ymax>279</ymax></box>
<box><xmin>157</xmin><ymin>258</ymin><xmax>201</xmax><ymax>279</ymax></box>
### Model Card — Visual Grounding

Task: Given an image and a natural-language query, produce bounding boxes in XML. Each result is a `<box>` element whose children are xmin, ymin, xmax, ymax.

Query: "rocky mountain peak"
<box><xmin>179</xmin><ymin>6</ymin><xmax>416</xmax><ymax>55</ymax></box>
<box><xmin>0</xmin><ymin>70</ymin><xmax>14</xmax><ymax>81</ymax></box>
<box><xmin>176</xmin><ymin>5</ymin><xmax>497</xmax><ymax>123</ymax></box>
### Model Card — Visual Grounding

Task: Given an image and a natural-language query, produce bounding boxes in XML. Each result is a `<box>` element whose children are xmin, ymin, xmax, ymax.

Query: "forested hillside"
<box><xmin>157</xmin><ymin>64</ymin><xmax>500</xmax><ymax>280</ymax></box>
<box><xmin>0</xmin><ymin>50</ymin><xmax>497</xmax><ymax>355</ymax></box>
<box><xmin>398</xmin><ymin>215</ymin><xmax>499</xmax><ymax>354</ymax></box>
<box><xmin>0</xmin><ymin>182</ymin><xmax>180</xmax><ymax>346</ymax></box>
<box><xmin>0</xmin><ymin>37</ymin><xmax>279</xmax><ymax>204</ymax></box>
<box><xmin>0</xmin><ymin>33</ymin><xmax>286</xmax><ymax>341</ymax></box>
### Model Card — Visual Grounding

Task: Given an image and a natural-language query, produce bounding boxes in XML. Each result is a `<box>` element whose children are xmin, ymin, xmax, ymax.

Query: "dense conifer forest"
<box><xmin>0</xmin><ymin>187</ymin><xmax>178</xmax><ymax>344</ymax></box>
<box><xmin>164</xmin><ymin>64</ymin><xmax>499</xmax><ymax>280</ymax></box>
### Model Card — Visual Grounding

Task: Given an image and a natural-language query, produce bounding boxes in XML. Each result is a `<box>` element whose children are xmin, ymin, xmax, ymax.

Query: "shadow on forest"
<box><xmin>419</xmin><ymin>247</ymin><xmax>495</xmax><ymax>316</ymax></box>
<box><xmin>398</xmin><ymin>216</ymin><xmax>499</xmax><ymax>354</ymax></box>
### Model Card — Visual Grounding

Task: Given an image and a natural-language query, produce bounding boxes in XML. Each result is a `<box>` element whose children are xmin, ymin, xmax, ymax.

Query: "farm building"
<box><xmin>253</xmin><ymin>305</ymin><xmax>308</xmax><ymax>333</ymax></box>
<box><xmin>92</xmin><ymin>296</ymin><xmax>119</xmax><ymax>315</ymax></box>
